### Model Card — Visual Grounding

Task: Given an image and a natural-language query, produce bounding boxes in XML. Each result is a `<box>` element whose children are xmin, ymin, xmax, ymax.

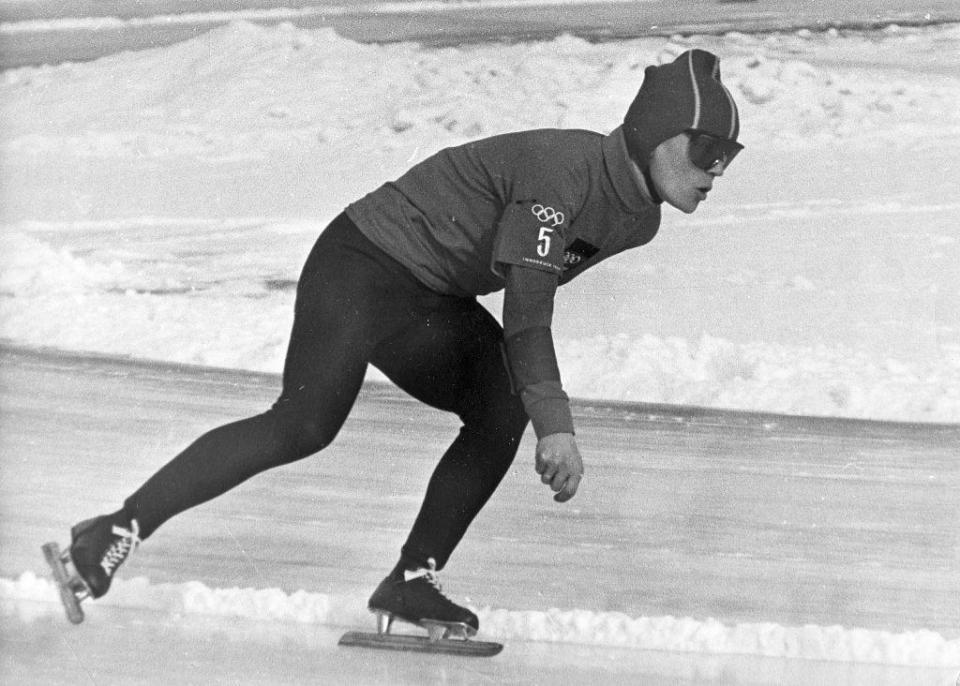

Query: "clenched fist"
<box><xmin>534</xmin><ymin>433</ymin><xmax>583</xmax><ymax>502</ymax></box>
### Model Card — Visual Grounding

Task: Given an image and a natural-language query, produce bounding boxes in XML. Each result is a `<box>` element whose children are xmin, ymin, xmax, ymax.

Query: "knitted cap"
<box><xmin>623</xmin><ymin>49</ymin><xmax>741</xmax><ymax>169</ymax></box>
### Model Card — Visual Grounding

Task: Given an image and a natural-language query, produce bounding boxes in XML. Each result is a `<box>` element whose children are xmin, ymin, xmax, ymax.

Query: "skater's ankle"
<box><xmin>106</xmin><ymin>508</ymin><xmax>142</xmax><ymax>536</ymax></box>
<box><xmin>389</xmin><ymin>554</ymin><xmax>428</xmax><ymax>581</ymax></box>
<box><xmin>120</xmin><ymin>498</ymin><xmax>160</xmax><ymax>540</ymax></box>
<box><xmin>110</xmin><ymin>508</ymin><xmax>132</xmax><ymax>526</ymax></box>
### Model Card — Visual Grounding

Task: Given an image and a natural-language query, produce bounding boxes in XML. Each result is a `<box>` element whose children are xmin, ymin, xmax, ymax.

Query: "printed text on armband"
<box><xmin>521</xmin><ymin>256</ymin><xmax>561</xmax><ymax>272</ymax></box>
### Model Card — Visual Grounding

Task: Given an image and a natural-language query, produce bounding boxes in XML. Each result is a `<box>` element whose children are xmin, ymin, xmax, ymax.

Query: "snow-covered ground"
<box><xmin>2</xmin><ymin>20</ymin><xmax>959</xmax><ymax>422</ymax></box>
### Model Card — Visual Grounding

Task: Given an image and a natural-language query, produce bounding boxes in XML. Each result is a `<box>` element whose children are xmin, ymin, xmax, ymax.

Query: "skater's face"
<box><xmin>649</xmin><ymin>132</ymin><xmax>738</xmax><ymax>214</ymax></box>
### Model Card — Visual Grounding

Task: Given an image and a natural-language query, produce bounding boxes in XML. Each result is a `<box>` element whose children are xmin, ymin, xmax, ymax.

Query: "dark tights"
<box><xmin>123</xmin><ymin>214</ymin><xmax>528</xmax><ymax>571</ymax></box>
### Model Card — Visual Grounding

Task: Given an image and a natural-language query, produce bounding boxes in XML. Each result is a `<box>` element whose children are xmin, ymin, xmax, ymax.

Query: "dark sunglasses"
<box><xmin>686</xmin><ymin>130</ymin><xmax>744</xmax><ymax>172</ymax></box>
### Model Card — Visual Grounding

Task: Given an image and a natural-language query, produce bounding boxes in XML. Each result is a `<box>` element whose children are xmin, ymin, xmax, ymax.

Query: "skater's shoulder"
<box><xmin>461</xmin><ymin>128</ymin><xmax>608</xmax><ymax>194</ymax></box>
<box><xmin>464</xmin><ymin>127</ymin><xmax>605</xmax><ymax>156</ymax></box>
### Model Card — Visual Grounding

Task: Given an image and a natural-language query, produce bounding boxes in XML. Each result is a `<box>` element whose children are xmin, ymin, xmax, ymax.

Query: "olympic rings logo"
<box><xmin>531</xmin><ymin>203</ymin><xmax>565</xmax><ymax>227</ymax></box>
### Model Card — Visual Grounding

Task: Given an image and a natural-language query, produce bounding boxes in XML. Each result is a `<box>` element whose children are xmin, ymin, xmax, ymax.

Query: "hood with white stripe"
<box><xmin>622</xmin><ymin>49</ymin><xmax>741</xmax><ymax>170</ymax></box>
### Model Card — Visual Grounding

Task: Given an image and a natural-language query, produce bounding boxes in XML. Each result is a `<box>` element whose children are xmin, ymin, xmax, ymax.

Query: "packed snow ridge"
<box><xmin>2</xmin><ymin>572</ymin><xmax>958</xmax><ymax>667</ymax></box>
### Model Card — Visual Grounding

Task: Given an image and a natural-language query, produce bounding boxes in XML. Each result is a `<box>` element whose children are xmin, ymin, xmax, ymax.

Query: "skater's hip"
<box><xmin>301</xmin><ymin>213</ymin><xmax>480</xmax><ymax>314</ymax></box>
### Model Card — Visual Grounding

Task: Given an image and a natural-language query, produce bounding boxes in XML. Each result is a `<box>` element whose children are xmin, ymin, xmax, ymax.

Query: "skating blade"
<box><xmin>338</xmin><ymin>631</ymin><xmax>502</xmax><ymax>657</ymax></box>
<box><xmin>41</xmin><ymin>542</ymin><xmax>85</xmax><ymax>624</ymax></box>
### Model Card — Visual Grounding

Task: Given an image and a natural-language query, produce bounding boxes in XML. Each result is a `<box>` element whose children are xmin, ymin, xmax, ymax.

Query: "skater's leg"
<box><xmin>366</xmin><ymin>303</ymin><xmax>526</xmax><ymax>633</ymax></box>
<box><xmin>121</xmin><ymin>406</ymin><xmax>362</xmax><ymax>539</ymax></box>
<box><xmin>123</xmin><ymin>215</ymin><xmax>393</xmax><ymax>538</ymax></box>
<box><xmin>56</xmin><ymin>215</ymin><xmax>439</xmax><ymax>607</ymax></box>
<box><xmin>371</xmin><ymin>301</ymin><xmax>529</xmax><ymax>571</ymax></box>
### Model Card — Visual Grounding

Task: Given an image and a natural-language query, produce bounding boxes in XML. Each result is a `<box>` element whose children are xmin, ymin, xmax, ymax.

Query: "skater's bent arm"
<box><xmin>503</xmin><ymin>265</ymin><xmax>583</xmax><ymax>502</ymax></box>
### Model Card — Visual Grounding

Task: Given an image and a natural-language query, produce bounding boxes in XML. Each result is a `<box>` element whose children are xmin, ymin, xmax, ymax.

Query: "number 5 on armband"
<box><xmin>537</xmin><ymin>227</ymin><xmax>554</xmax><ymax>257</ymax></box>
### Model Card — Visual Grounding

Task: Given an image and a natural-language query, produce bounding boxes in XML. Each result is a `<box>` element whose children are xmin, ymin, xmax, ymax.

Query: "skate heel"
<box><xmin>41</xmin><ymin>542</ymin><xmax>88</xmax><ymax>624</ymax></box>
<box><xmin>373</xmin><ymin>609</ymin><xmax>395</xmax><ymax>635</ymax></box>
<box><xmin>421</xmin><ymin>619</ymin><xmax>476</xmax><ymax>641</ymax></box>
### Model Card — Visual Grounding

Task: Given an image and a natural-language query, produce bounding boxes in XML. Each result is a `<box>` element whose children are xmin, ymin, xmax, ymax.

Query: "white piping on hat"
<box><xmin>687</xmin><ymin>51</ymin><xmax>702</xmax><ymax>130</ymax></box>
<box><xmin>689</xmin><ymin>50</ymin><xmax>739</xmax><ymax>139</ymax></box>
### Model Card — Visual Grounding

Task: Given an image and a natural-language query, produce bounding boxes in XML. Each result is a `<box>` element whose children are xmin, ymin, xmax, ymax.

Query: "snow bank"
<box><xmin>1</xmin><ymin>22</ymin><xmax>959</xmax><ymax>423</ymax></box>
<box><xmin>3</xmin><ymin>218</ymin><xmax>958</xmax><ymax>422</ymax></box>
<box><xmin>3</xmin><ymin>572</ymin><xmax>958</xmax><ymax>667</ymax></box>
<box><xmin>559</xmin><ymin>335</ymin><xmax>960</xmax><ymax>423</ymax></box>
<box><xmin>0</xmin><ymin>232</ymin><xmax>128</xmax><ymax>296</ymax></box>
<box><xmin>3</xmin><ymin>23</ymin><xmax>959</xmax><ymax>156</ymax></box>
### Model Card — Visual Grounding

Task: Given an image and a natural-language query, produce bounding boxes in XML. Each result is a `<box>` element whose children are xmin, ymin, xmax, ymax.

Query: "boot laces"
<box><xmin>100</xmin><ymin>519</ymin><xmax>141</xmax><ymax>577</ymax></box>
<box><xmin>404</xmin><ymin>557</ymin><xmax>444</xmax><ymax>594</ymax></box>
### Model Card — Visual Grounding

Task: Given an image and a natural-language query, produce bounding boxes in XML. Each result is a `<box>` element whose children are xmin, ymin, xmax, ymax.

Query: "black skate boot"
<box><xmin>368</xmin><ymin>558</ymin><xmax>479</xmax><ymax>640</ymax></box>
<box><xmin>41</xmin><ymin>511</ymin><xmax>140</xmax><ymax>623</ymax></box>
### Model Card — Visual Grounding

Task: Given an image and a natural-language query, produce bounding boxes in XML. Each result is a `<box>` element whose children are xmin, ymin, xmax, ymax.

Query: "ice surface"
<box><xmin>0</xmin><ymin>0</ymin><xmax>657</xmax><ymax>34</ymax></box>
<box><xmin>1</xmin><ymin>348</ymin><xmax>958</xmax><ymax>684</ymax></box>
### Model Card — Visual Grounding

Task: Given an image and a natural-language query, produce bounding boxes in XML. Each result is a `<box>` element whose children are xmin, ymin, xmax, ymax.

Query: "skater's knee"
<box><xmin>296</xmin><ymin>420</ymin><xmax>340</xmax><ymax>455</ymax></box>
<box><xmin>288</xmin><ymin>417</ymin><xmax>340</xmax><ymax>456</ymax></box>
<box><xmin>266</xmin><ymin>406</ymin><xmax>342</xmax><ymax>459</ymax></box>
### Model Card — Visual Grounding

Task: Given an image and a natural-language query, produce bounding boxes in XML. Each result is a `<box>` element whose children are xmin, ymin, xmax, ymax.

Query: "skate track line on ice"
<box><xmin>0</xmin><ymin>345</ymin><xmax>958</xmax><ymax>684</ymax></box>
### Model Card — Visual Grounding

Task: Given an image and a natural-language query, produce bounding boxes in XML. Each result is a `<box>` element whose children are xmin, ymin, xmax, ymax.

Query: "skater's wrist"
<box><xmin>523</xmin><ymin>392</ymin><xmax>575</xmax><ymax>438</ymax></box>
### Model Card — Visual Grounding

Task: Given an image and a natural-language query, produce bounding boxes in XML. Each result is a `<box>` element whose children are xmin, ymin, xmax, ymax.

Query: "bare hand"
<box><xmin>535</xmin><ymin>433</ymin><xmax>583</xmax><ymax>503</ymax></box>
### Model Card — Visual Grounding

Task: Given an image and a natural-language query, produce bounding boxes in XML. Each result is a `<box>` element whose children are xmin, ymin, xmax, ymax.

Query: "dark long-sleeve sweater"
<box><xmin>346</xmin><ymin>126</ymin><xmax>662</xmax><ymax>437</ymax></box>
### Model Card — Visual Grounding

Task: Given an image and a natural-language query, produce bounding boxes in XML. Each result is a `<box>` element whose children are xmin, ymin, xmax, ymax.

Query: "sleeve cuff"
<box><xmin>522</xmin><ymin>391</ymin><xmax>575</xmax><ymax>438</ymax></box>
